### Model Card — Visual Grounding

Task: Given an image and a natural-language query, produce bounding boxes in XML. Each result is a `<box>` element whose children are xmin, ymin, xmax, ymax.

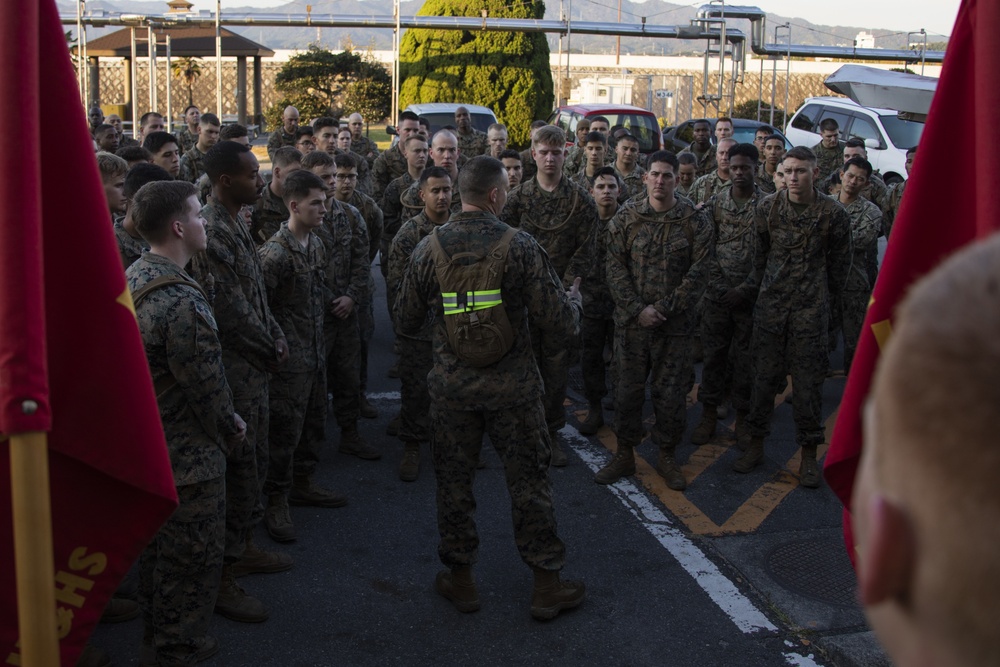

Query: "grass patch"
<box><xmin>363</xmin><ymin>126</ymin><xmax>393</xmax><ymax>150</ymax></box>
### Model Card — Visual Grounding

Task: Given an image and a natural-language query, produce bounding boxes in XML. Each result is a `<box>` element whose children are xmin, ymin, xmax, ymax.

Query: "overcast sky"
<box><xmin>187</xmin><ymin>0</ymin><xmax>962</xmax><ymax>37</ymax></box>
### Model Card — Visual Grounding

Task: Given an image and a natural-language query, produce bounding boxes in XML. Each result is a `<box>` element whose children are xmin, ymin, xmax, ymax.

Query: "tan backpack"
<box><xmin>428</xmin><ymin>225</ymin><xmax>518</xmax><ymax>367</ymax></box>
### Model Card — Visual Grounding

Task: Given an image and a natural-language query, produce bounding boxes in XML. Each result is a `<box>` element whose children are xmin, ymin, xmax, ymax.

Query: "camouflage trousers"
<box><xmin>699</xmin><ymin>298</ymin><xmax>754</xmax><ymax>412</ymax></box>
<box><xmin>398</xmin><ymin>337</ymin><xmax>432</xmax><ymax>443</ymax></box>
<box><xmin>265</xmin><ymin>367</ymin><xmax>328</xmax><ymax>494</ymax></box>
<box><xmin>840</xmin><ymin>289</ymin><xmax>869</xmax><ymax>374</ymax></box>
<box><xmin>746</xmin><ymin>316</ymin><xmax>828</xmax><ymax>447</ymax></box>
<box><xmin>614</xmin><ymin>327</ymin><xmax>695</xmax><ymax>449</ymax></box>
<box><xmin>139</xmin><ymin>476</ymin><xmax>224</xmax><ymax>666</ymax></box>
<box><xmin>581</xmin><ymin>315</ymin><xmax>615</xmax><ymax>405</ymax></box>
<box><xmin>325</xmin><ymin>311</ymin><xmax>362</xmax><ymax>427</ymax></box>
<box><xmin>430</xmin><ymin>399</ymin><xmax>566</xmax><ymax>571</ymax></box>
<box><xmin>225</xmin><ymin>363</ymin><xmax>269</xmax><ymax>563</ymax></box>
<box><xmin>530</xmin><ymin>322</ymin><xmax>577</xmax><ymax>433</ymax></box>
<box><xmin>357</xmin><ymin>275</ymin><xmax>376</xmax><ymax>392</ymax></box>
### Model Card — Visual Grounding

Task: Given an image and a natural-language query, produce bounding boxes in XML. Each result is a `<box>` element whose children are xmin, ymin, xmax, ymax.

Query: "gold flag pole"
<box><xmin>9</xmin><ymin>429</ymin><xmax>60</xmax><ymax>665</ymax></box>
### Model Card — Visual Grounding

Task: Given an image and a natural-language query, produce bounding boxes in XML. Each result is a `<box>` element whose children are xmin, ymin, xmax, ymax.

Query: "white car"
<box><xmin>784</xmin><ymin>96</ymin><xmax>923</xmax><ymax>184</ymax></box>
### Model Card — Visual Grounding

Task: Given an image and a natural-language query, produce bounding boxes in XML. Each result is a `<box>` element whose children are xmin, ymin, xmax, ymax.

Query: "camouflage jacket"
<box><xmin>520</xmin><ymin>147</ymin><xmax>538</xmax><ymax>183</ymax></box>
<box><xmin>564</xmin><ymin>145</ymin><xmax>614</xmax><ymax>179</ymax></box>
<box><xmin>352</xmin><ymin>135</ymin><xmax>381</xmax><ymax>167</ymax></box>
<box><xmin>178</xmin><ymin>146</ymin><xmax>208</xmax><ymax>184</ymax></box>
<box><xmin>704</xmin><ymin>186</ymin><xmax>763</xmax><ymax>304</ymax></box>
<box><xmin>614</xmin><ymin>163</ymin><xmax>646</xmax><ymax>201</ymax></box>
<box><xmin>258</xmin><ymin>224</ymin><xmax>329</xmax><ymax>373</ymax></box>
<box><xmin>755</xmin><ymin>164</ymin><xmax>777</xmax><ymax>194</ymax></box>
<box><xmin>250</xmin><ymin>183</ymin><xmax>289</xmax><ymax>246</ymax></box>
<box><xmin>580</xmin><ymin>213</ymin><xmax>616</xmax><ymax>319</ymax></box>
<box><xmin>176</xmin><ymin>126</ymin><xmax>198</xmax><ymax>154</ymax></box>
<box><xmin>819</xmin><ymin>169</ymin><xmax>889</xmax><ymax>214</ymax></box>
<box><xmin>348</xmin><ymin>190</ymin><xmax>383</xmax><ymax>264</ymax></box>
<box><xmin>457</xmin><ymin>129</ymin><xmax>489</xmax><ymax>158</ymax></box>
<box><xmin>748</xmin><ymin>189</ymin><xmax>852</xmax><ymax>334</ymax></box>
<box><xmin>690</xmin><ymin>171</ymin><xmax>732</xmax><ymax>204</ymax></box>
<box><xmin>345</xmin><ymin>148</ymin><xmax>374</xmax><ymax>196</ymax></box>
<box><xmin>266</xmin><ymin>129</ymin><xmax>296</xmax><ymax>161</ymax></box>
<box><xmin>883</xmin><ymin>179</ymin><xmax>907</xmax><ymax>238</ymax></box>
<box><xmin>127</xmin><ymin>253</ymin><xmax>235</xmax><ymax>485</ymax></box>
<box><xmin>839</xmin><ymin>195</ymin><xmax>882</xmax><ymax>292</ymax></box>
<box><xmin>811</xmin><ymin>142</ymin><xmax>844</xmax><ymax>181</ymax></box>
<box><xmin>392</xmin><ymin>178</ymin><xmax>463</xmax><ymax>245</ymax></box>
<box><xmin>682</xmin><ymin>143</ymin><xmax>717</xmax><ymax>178</ymax></box>
<box><xmin>606</xmin><ymin>197</ymin><xmax>715</xmax><ymax>333</ymax></box>
<box><xmin>380</xmin><ymin>172</ymin><xmax>418</xmax><ymax>244</ymax></box>
<box><xmin>114</xmin><ymin>215</ymin><xmax>148</xmax><ymax>270</ymax></box>
<box><xmin>189</xmin><ymin>200</ymin><xmax>284</xmax><ymax>373</ymax></box>
<box><xmin>394</xmin><ymin>211</ymin><xmax>582</xmax><ymax>411</ymax></box>
<box><xmin>372</xmin><ymin>144</ymin><xmax>409</xmax><ymax>203</ymax></box>
<box><xmin>501</xmin><ymin>176</ymin><xmax>599</xmax><ymax>285</ymax></box>
<box><xmin>387</xmin><ymin>210</ymin><xmax>443</xmax><ymax>341</ymax></box>
<box><xmin>315</xmin><ymin>198</ymin><xmax>370</xmax><ymax>315</ymax></box>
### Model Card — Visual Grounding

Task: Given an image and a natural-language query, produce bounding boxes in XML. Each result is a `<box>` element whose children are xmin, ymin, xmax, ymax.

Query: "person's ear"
<box><xmin>857</xmin><ymin>494</ymin><xmax>916</xmax><ymax>607</ymax></box>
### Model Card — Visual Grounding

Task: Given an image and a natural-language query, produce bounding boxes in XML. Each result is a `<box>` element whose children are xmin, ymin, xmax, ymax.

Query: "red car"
<box><xmin>547</xmin><ymin>103</ymin><xmax>663</xmax><ymax>154</ymax></box>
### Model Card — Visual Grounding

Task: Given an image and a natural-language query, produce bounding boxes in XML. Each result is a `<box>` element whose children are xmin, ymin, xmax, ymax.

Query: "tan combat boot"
<box><xmin>594</xmin><ymin>444</ymin><xmax>635</xmax><ymax>485</ymax></box>
<box><xmin>576</xmin><ymin>403</ymin><xmax>604</xmax><ymax>436</ymax></box>
<box><xmin>339</xmin><ymin>425</ymin><xmax>381</xmax><ymax>460</ymax></box>
<box><xmin>264</xmin><ymin>493</ymin><xmax>296</xmax><ymax>543</ymax></box>
<box><xmin>656</xmin><ymin>447</ymin><xmax>686</xmax><ymax>491</ymax></box>
<box><xmin>435</xmin><ymin>565</ymin><xmax>480</xmax><ymax>613</ymax></box>
<box><xmin>399</xmin><ymin>442</ymin><xmax>421</xmax><ymax>482</ymax></box>
<box><xmin>290</xmin><ymin>474</ymin><xmax>348</xmax><ymax>508</ymax></box>
<box><xmin>530</xmin><ymin>568</ymin><xmax>585</xmax><ymax>620</ymax></box>
<box><xmin>799</xmin><ymin>445</ymin><xmax>821</xmax><ymax>488</ymax></box>
<box><xmin>733</xmin><ymin>437</ymin><xmax>765</xmax><ymax>473</ymax></box>
<box><xmin>690</xmin><ymin>404</ymin><xmax>717</xmax><ymax>445</ymax></box>
<box><xmin>215</xmin><ymin>566</ymin><xmax>269</xmax><ymax>622</ymax></box>
<box><xmin>232</xmin><ymin>533</ymin><xmax>293</xmax><ymax>576</ymax></box>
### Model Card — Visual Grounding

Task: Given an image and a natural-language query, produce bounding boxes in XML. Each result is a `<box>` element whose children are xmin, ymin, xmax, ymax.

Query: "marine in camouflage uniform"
<box><xmin>129</xmin><ymin>252</ymin><xmax>235</xmax><ymax>665</ymax></box>
<box><xmin>394</xmin><ymin>207</ymin><xmax>583</xmax><ymax>582</ymax></box>
<box><xmin>697</xmin><ymin>184</ymin><xmax>762</xmax><ymax>435</ymax></box>
<box><xmin>347</xmin><ymin>189</ymin><xmax>384</xmax><ymax>398</ymax></box>
<box><xmin>250</xmin><ymin>182</ymin><xmax>289</xmax><ymax>246</ymax></box>
<box><xmin>613</xmin><ymin>163</ymin><xmax>646</xmax><ymax>202</ymax></box>
<box><xmin>755</xmin><ymin>163</ymin><xmax>777</xmax><ymax>194</ymax></box>
<box><xmin>689</xmin><ymin>171</ymin><xmax>732</xmax><ymax>204</ymax></box>
<box><xmin>372</xmin><ymin>143</ymin><xmax>409</xmax><ymax>203</ymax></box>
<box><xmin>114</xmin><ymin>214</ymin><xmax>149</xmax><ymax>270</ymax></box>
<box><xmin>603</xmin><ymin>193</ymin><xmax>714</xmax><ymax>489</ymax></box>
<box><xmin>883</xmin><ymin>178</ymin><xmax>907</xmax><ymax>239</ymax></box>
<box><xmin>741</xmin><ymin>186</ymin><xmax>851</xmax><ymax>480</ymax></box>
<box><xmin>682</xmin><ymin>143</ymin><xmax>717</xmax><ymax>178</ymax></box>
<box><xmin>501</xmin><ymin>174</ymin><xmax>598</xmax><ymax>438</ymax></box>
<box><xmin>819</xmin><ymin>167</ymin><xmax>888</xmax><ymax>287</ymax></box>
<box><xmin>379</xmin><ymin>172</ymin><xmax>419</xmax><ymax>279</ymax></box>
<box><xmin>189</xmin><ymin>199</ymin><xmax>285</xmax><ymax>569</ymax></box>
<box><xmin>266</xmin><ymin>129</ymin><xmax>297</xmax><ymax>162</ymax></box>
<box><xmin>456</xmin><ymin>128</ymin><xmax>489</xmax><ymax>158</ymax></box>
<box><xmin>176</xmin><ymin>125</ymin><xmax>198</xmax><ymax>154</ymax></box>
<box><xmin>178</xmin><ymin>146</ymin><xmax>209</xmax><ymax>184</ymax></box>
<box><xmin>351</xmin><ymin>135</ymin><xmax>380</xmax><ymax>168</ymax></box>
<box><xmin>314</xmin><ymin>197</ymin><xmax>372</xmax><ymax>442</ymax></box>
<box><xmin>811</xmin><ymin>141</ymin><xmax>844</xmax><ymax>182</ymax></box>
<box><xmin>837</xmin><ymin>194</ymin><xmax>881</xmax><ymax>372</ymax></box>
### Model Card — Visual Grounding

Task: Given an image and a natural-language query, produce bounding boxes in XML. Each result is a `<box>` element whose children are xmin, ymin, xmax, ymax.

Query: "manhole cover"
<box><xmin>765</xmin><ymin>539</ymin><xmax>858</xmax><ymax>607</ymax></box>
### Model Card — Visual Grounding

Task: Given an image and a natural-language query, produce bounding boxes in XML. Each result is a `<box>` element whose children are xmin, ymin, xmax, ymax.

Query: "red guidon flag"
<box><xmin>825</xmin><ymin>0</ymin><xmax>1000</xmax><ymax>563</ymax></box>
<box><xmin>0</xmin><ymin>0</ymin><xmax>178</xmax><ymax>663</ymax></box>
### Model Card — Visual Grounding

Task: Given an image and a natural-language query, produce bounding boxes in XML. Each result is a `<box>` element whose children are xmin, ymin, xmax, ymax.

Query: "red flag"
<box><xmin>824</xmin><ymin>0</ymin><xmax>1000</xmax><ymax>563</ymax></box>
<box><xmin>0</xmin><ymin>0</ymin><xmax>178</xmax><ymax>663</ymax></box>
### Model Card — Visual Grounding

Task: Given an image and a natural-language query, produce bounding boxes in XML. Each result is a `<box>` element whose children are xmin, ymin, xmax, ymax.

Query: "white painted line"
<box><xmin>560</xmin><ymin>426</ymin><xmax>779</xmax><ymax>635</ymax></box>
<box><xmin>783</xmin><ymin>652</ymin><xmax>825</xmax><ymax>666</ymax></box>
<box><xmin>366</xmin><ymin>391</ymin><xmax>402</xmax><ymax>400</ymax></box>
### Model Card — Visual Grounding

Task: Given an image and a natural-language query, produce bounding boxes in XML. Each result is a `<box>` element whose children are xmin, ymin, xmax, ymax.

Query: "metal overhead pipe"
<box><xmin>696</xmin><ymin>5</ymin><xmax>946</xmax><ymax>63</ymax></box>
<box><xmin>60</xmin><ymin>11</ymin><xmax>746</xmax><ymax>45</ymax></box>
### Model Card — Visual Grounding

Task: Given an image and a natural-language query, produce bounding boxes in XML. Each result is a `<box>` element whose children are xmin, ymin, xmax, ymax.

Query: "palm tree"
<box><xmin>171</xmin><ymin>57</ymin><xmax>203</xmax><ymax>106</ymax></box>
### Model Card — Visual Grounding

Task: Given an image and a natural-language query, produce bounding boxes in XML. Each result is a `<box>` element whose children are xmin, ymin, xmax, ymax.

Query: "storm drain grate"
<box><xmin>765</xmin><ymin>538</ymin><xmax>859</xmax><ymax>607</ymax></box>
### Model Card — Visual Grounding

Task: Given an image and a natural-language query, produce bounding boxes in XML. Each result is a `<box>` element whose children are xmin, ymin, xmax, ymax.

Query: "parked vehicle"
<box><xmin>386</xmin><ymin>103</ymin><xmax>498</xmax><ymax>145</ymax></box>
<box><xmin>662</xmin><ymin>118</ymin><xmax>792</xmax><ymax>153</ymax></box>
<box><xmin>547</xmin><ymin>104</ymin><xmax>663</xmax><ymax>154</ymax></box>
<box><xmin>784</xmin><ymin>96</ymin><xmax>923</xmax><ymax>184</ymax></box>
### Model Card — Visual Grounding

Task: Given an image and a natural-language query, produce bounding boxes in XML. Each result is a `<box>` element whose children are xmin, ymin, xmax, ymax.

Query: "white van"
<box><xmin>784</xmin><ymin>97</ymin><xmax>923</xmax><ymax>184</ymax></box>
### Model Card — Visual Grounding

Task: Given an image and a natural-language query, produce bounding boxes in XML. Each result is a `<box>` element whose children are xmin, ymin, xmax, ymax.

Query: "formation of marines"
<box><xmin>88</xmin><ymin>103</ymin><xmax>912</xmax><ymax>666</ymax></box>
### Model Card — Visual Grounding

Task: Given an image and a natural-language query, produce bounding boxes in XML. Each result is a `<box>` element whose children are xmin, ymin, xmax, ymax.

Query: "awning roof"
<box><xmin>79</xmin><ymin>26</ymin><xmax>274</xmax><ymax>58</ymax></box>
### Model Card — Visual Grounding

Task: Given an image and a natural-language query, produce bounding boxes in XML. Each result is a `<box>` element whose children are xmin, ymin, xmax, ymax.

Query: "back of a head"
<box><xmin>219</xmin><ymin>124</ymin><xmax>248</xmax><ymax>142</ymax></box>
<box><xmin>273</xmin><ymin>146</ymin><xmax>303</xmax><ymax>169</ymax></box>
<box><xmin>204</xmin><ymin>140</ymin><xmax>251</xmax><ymax>184</ymax></box>
<box><xmin>131</xmin><ymin>180</ymin><xmax>198</xmax><ymax>244</ymax></box>
<box><xmin>124</xmin><ymin>163</ymin><xmax>174</xmax><ymax>199</ymax></box>
<box><xmin>301</xmin><ymin>150</ymin><xmax>334</xmax><ymax>170</ymax></box>
<box><xmin>96</xmin><ymin>152</ymin><xmax>128</xmax><ymax>181</ymax></box>
<box><xmin>458</xmin><ymin>156</ymin><xmax>505</xmax><ymax>204</ymax></box>
<box><xmin>872</xmin><ymin>232</ymin><xmax>1000</xmax><ymax>667</ymax></box>
<box><xmin>117</xmin><ymin>145</ymin><xmax>153</xmax><ymax>164</ymax></box>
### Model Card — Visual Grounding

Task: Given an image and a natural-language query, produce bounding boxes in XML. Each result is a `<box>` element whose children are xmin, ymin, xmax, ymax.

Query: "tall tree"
<box><xmin>342</xmin><ymin>48</ymin><xmax>392</xmax><ymax>130</ymax></box>
<box><xmin>171</xmin><ymin>57</ymin><xmax>203</xmax><ymax>107</ymax></box>
<box><xmin>398</xmin><ymin>0</ymin><xmax>553</xmax><ymax>146</ymax></box>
